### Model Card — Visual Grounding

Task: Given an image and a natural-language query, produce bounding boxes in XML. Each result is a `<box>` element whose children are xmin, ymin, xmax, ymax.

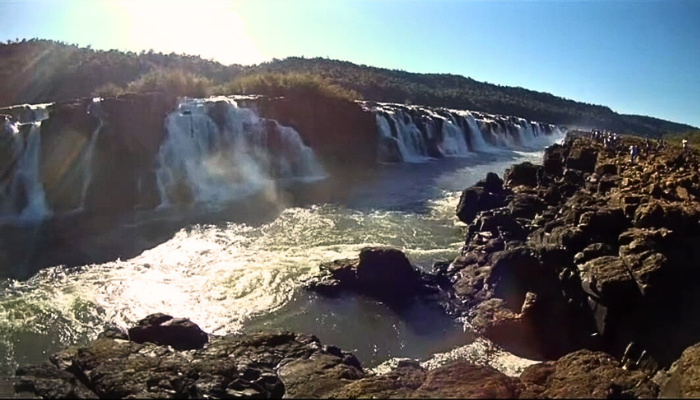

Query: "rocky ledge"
<box><xmin>445</xmin><ymin>132</ymin><xmax>700</xmax><ymax>370</ymax></box>
<box><xmin>14</xmin><ymin>313</ymin><xmax>665</xmax><ymax>399</ymax></box>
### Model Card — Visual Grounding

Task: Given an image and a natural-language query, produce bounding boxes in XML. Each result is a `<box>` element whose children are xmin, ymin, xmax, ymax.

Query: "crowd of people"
<box><xmin>588</xmin><ymin>129</ymin><xmax>690</xmax><ymax>164</ymax></box>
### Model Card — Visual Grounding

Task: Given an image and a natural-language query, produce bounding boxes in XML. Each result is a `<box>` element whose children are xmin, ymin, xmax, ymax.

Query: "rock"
<box><xmin>250</xmin><ymin>95</ymin><xmax>377</xmax><ymax>183</ymax></box>
<box><xmin>595</xmin><ymin>163</ymin><xmax>618</xmax><ymax>176</ymax></box>
<box><xmin>597</xmin><ymin>175</ymin><xmax>618</xmax><ymax>194</ymax></box>
<box><xmin>127</xmin><ymin>313</ymin><xmax>208</xmax><ymax>350</ymax></box>
<box><xmin>468</xmin><ymin>298</ymin><xmax>543</xmax><ymax>360</ymax></box>
<box><xmin>414</xmin><ymin>361</ymin><xmax>521</xmax><ymax>398</ymax></box>
<box><xmin>328</xmin><ymin>360</ymin><xmax>521</xmax><ymax>399</ymax></box>
<box><xmin>618</xmin><ymin>228</ymin><xmax>674</xmax><ymax>301</ymax></box>
<box><xmin>508</xmin><ymin>193</ymin><xmax>547</xmax><ymax>220</ymax></box>
<box><xmin>573</xmin><ymin>243</ymin><xmax>615</xmax><ymax>265</ymax></box>
<box><xmin>543</xmin><ymin>226</ymin><xmax>590</xmax><ymax>256</ymax></box>
<box><xmin>634</xmin><ymin>200</ymin><xmax>700</xmax><ymax>235</ymax></box>
<box><xmin>504</xmin><ymin>162</ymin><xmax>541</xmax><ymax>188</ymax></box>
<box><xmin>519</xmin><ymin>350</ymin><xmax>658</xmax><ymax>398</ymax></box>
<box><xmin>543</xmin><ymin>144</ymin><xmax>565</xmax><ymax>176</ymax></box>
<box><xmin>475</xmin><ymin>210</ymin><xmax>528</xmax><ymax>242</ymax></box>
<box><xmin>486</xmin><ymin>247</ymin><xmax>546</xmax><ymax>312</ymax></box>
<box><xmin>565</xmin><ymin>145</ymin><xmax>598</xmax><ymax>173</ymax></box>
<box><xmin>660</xmin><ymin>342</ymin><xmax>700</xmax><ymax>398</ymax></box>
<box><xmin>578</xmin><ymin>207</ymin><xmax>630</xmax><ymax>244</ymax></box>
<box><xmin>355</xmin><ymin>247</ymin><xmax>422</xmax><ymax>302</ymax></box>
<box><xmin>475</xmin><ymin>171</ymin><xmax>505</xmax><ymax>194</ymax></box>
<box><xmin>456</xmin><ymin>186</ymin><xmax>504</xmax><ymax>224</ymax></box>
<box><xmin>578</xmin><ymin>257</ymin><xmax>640</xmax><ymax>306</ymax></box>
<box><xmin>326</xmin><ymin>361</ymin><xmax>427</xmax><ymax>398</ymax></box>
<box><xmin>16</xmin><ymin>325</ymin><xmax>365</xmax><ymax>400</ymax></box>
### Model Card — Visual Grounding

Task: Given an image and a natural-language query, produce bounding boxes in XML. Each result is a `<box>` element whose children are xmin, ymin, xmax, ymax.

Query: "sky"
<box><xmin>1</xmin><ymin>0</ymin><xmax>699</xmax><ymax>128</ymax></box>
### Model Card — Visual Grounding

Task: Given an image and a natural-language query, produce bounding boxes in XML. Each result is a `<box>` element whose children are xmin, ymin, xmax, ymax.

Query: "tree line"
<box><xmin>0</xmin><ymin>39</ymin><xmax>695</xmax><ymax>137</ymax></box>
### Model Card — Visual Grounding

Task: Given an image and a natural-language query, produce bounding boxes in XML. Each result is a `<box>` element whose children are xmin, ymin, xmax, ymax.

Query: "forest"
<box><xmin>0</xmin><ymin>39</ymin><xmax>696</xmax><ymax>137</ymax></box>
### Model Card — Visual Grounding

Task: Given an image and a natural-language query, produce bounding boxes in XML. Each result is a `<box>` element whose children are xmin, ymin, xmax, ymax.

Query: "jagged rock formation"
<box><xmin>14</xmin><ymin>314</ymin><xmax>659</xmax><ymax>399</ymax></box>
<box><xmin>447</xmin><ymin>132</ymin><xmax>700</xmax><ymax>369</ymax></box>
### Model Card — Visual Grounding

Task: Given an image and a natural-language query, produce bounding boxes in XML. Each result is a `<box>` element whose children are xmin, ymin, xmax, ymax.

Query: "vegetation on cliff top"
<box><xmin>0</xmin><ymin>39</ymin><xmax>696</xmax><ymax>137</ymax></box>
<box><xmin>221</xmin><ymin>72</ymin><xmax>359</xmax><ymax>102</ymax></box>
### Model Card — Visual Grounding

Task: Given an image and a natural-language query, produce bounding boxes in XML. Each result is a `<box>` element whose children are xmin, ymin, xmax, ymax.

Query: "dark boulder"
<box><xmin>486</xmin><ymin>247</ymin><xmax>545</xmax><ymax>312</ymax></box>
<box><xmin>475</xmin><ymin>171</ymin><xmax>505</xmax><ymax>194</ymax></box>
<box><xmin>127</xmin><ymin>313</ymin><xmax>208</xmax><ymax>350</ymax></box>
<box><xmin>508</xmin><ymin>193</ymin><xmax>547</xmax><ymax>220</ymax></box>
<box><xmin>543</xmin><ymin>143</ymin><xmax>565</xmax><ymax>176</ymax></box>
<box><xmin>456</xmin><ymin>186</ymin><xmax>504</xmax><ymax>224</ymax></box>
<box><xmin>307</xmin><ymin>248</ymin><xmax>431</xmax><ymax>306</ymax></box>
<box><xmin>565</xmin><ymin>145</ymin><xmax>598</xmax><ymax>173</ymax></box>
<box><xmin>355</xmin><ymin>247</ymin><xmax>422</xmax><ymax>301</ymax></box>
<box><xmin>504</xmin><ymin>162</ymin><xmax>540</xmax><ymax>188</ymax></box>
<box><xmin>578</xmin><ymin>207</ymin><xmax>630</xmax><ymax>244</ymax></box>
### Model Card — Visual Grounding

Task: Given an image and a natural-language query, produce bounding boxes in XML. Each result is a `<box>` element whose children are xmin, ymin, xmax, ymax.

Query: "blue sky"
<box><xmin>1</xmin><ymin>0</ymin><xmax>699</xmax><ymax>128</ymax></box>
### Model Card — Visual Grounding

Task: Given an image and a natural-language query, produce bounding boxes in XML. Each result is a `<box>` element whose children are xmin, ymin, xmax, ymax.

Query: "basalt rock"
<box><xmin>456</xmin><ymin>186</ymin><xmax>505</xmax><ymax>224</ymax></box>
<box><xmin>14</xmin><ymin>316</ymin><xmax>365</xmax><ymax>399</ymax></box>
<box><xmin>453</xmin><ymin>132</ymin><xmax>700</xmax><ymax>365</ymax></box>
<box><xmin>504</xmin><ymin>162</ymin><xmax>541</xmax><ymax>188</ymax></box>
<box><xmin>519</xmin><ymin>350</ymin><xmax>658</xmax><ymax>398</ymax></box>
<box><xmin>306</xmin><ymin>247</ymin><xmax>457</xmax><ymax>311</ymax></box>
<box><xmin>127</xmin><ymin>313</ymin><xmax>209</xmax><ymax>350</ymax></box>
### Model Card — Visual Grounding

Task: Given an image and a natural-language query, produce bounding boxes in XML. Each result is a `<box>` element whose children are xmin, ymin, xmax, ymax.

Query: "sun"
<box><xmin>108</xmin><ymin>0</ymin><xmax>264</xmax><ymax>65</ymax></box>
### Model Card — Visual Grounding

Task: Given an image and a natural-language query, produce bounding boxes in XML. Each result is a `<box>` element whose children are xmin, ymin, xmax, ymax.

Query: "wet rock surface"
<box><xmin>14</xmin><ymin>314</ymin><xmax>366</xmax><ymax>399</ymax></box>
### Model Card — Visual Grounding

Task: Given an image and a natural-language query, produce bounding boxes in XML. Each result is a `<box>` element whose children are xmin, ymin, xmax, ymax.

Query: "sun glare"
<box><xmin>107</xmin><ymin>0</ymin><xmax>264</xmax><ymax>65</ymax></box>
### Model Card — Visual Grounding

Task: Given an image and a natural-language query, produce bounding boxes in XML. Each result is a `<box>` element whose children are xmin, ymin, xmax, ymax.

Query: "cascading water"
<box><xmin>13</xmin><ymin>123</ymin><xmax>50</xmax><ymax>221</ymax></box>
<box><xmin>393</xmin><ymin>110</ymin><xmax>431</xmax><ymax>162</ymax></box>
<box><xmin>0</xmin><ymin>105</ymin><xmax>52</xmax><ymax>223</ymax></box>
<box><xmin>439</xmin><ymin>116</ymin><xmax>470</xmax><ymax>156</ymax></box>
<box><xmin>75</xmin><ymin>99</ymin><xmax>105</xmax><ymax>212</ymax></box>
<box><xmin>366</xmin><ymin>102</ymin><xmax>562</xmax><ymax>163</ymax></box>
<box><xmin>460</xmin><ymin>111</ymin><xmax>491</xmax><ymax>152</ymax></box>
<box><xmin>155</xmin><ymin>98</ymin><xmax>326</xmax><ymax>207</ymax></box>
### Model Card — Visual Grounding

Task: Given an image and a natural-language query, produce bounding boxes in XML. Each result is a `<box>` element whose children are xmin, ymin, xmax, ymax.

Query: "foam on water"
<box><xmin>0</xmin><ymin>130</ymin><xmax>561</xmax><ymax>374</ymax></box>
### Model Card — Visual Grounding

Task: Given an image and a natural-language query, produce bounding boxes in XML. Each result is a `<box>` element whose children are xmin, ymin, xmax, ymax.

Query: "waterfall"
<box><xmin>393</xmin><ymin>110</ymin><xmax>431</xmax><ymax>162</ymax></box>
<box><xmin>75</xmin><ymin>99</ymin><xmax>105</xmax><ymax>211</ymax></box>
<box><xmin>368</xmin><ymin>102</ymin><xmax>562</xmax><ymax>163</ymax></box>
<box><xmin>0</xmin><ymin>122</ymin><xmax>51</xmax><ymax>222</ymax></box>
<box><xmin>439</xmin><ymin>116</ymin><xmax>469</xmax><ymax>156</ymax></box>
<box><xmin>0</xmin><ymin>103</ymin><xmax>52</xmax><ymax>223</ymax></box>
<box><xmin>155</xmin><ymin>98</ymin><xmax>326</xmax><ymax>207</ymax></box>
<box><xmin>461</xmin><ymin>111</ymin><xmax>491</xmax><ymax>151</ymax></box>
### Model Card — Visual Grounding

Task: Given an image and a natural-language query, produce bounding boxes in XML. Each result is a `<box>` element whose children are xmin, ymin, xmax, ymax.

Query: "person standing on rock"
<box><xmin>683</xmin><ymin>139</ymin><xmax>689</xmax><ymax>153</ymax></box>
<box><xmin>629</xmin><ymin>144</ymin><xmax>639</xmax><ymax>163</ymax></box>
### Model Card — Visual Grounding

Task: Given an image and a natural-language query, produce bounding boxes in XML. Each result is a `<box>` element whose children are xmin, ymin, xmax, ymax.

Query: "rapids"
<box><xmin>0</xmin><ymin>145</ymin><xmax>558</xmax><ymax>375</ymax></box>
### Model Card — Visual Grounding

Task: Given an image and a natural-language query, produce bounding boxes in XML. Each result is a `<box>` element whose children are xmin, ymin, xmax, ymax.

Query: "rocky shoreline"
<box><xmin>14</xmin><ymin>132</ymin><xmax>700</xmax><ymax>398</ymax></box>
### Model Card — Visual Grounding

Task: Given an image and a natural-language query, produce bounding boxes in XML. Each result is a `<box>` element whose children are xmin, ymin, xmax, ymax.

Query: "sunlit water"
<box><xmin>0</xmin><ymin>147</ymin><xmax>552</xmax><ymax>376</ymax></box>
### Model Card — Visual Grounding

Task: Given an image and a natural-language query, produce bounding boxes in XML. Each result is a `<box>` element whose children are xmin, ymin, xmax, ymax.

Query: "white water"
<box><xmin>156</xmin><ymin>98</ymin><xmax>326</xmax><ymax>207</ymax></box>
<box><xmin>440</xmin><ymin>116</ymin><xmax>470</xmax><ymax>156</ymax></box>
<box><xmin>14</xmin><ymin>124</ymin><xmax>50</xmax><ymax>222</ymax></box>
<box><xmin>368</xmin><ymin>102</ymin><xmax>561</xmax><ymax>163</ymax></box>
<box><xmin>0</xmin><ymin>103</ymin><xmax>52</xmax><ymax>223</ymax></box>
<box><xmin>0</xmin><ymin>141</ymin><xmax>567</xmax><ymax>375</ymax></box>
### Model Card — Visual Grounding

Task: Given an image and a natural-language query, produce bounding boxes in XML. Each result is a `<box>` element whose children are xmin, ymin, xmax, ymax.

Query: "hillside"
<box><xmin>0</xmin><ymin>39</ymin><xmax>695</xmax><ymax>137</ymax></box>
